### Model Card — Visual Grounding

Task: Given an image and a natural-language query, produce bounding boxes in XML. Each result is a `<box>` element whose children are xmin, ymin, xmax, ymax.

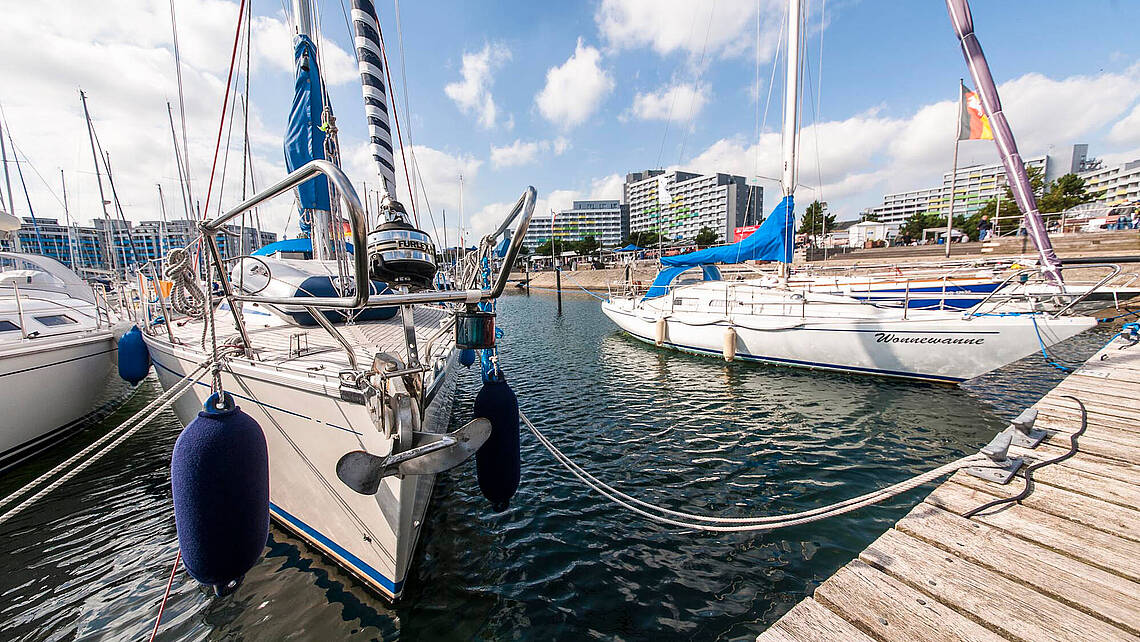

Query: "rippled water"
<box><xmin>0</xmin><ymin>292</ymin><xmax>1114</xmax><ymax>641</ymax></box>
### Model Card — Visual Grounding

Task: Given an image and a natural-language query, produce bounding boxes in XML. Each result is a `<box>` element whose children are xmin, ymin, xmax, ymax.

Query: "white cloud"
<box><xmin>596</xmin><ymin>0</ymin><xmax>784</xmax><ymax>61</ymax></box>
<box><xmin>489</xmin><ymin>137</ymin><xmax>571</xmax><ymax>168</ymax></box>
<box><xmin>444</xmin><ymin>42</ymin><xmax>511</xmax><ymax>129</ymax></box>
<box><xmin>535</xmin><ymin>39</ymin><xmax>614</xmax><ymax>128</ymax></box>
<box><xmin>680</xmin><ymin>65</ymin><xmax>1140</xmax><ymax>219</ymax></box>
<box><xmin>628</xmin><ymin>83</ymin><xmax>709</xmax><ymax>122</ymax></box>
<box><xmin>588</xmin><ymin>173</ymin><xmax>625</xmax><ymax>200</ymax></box>
<box><xmin>250</xmin><ymin>14</ymin><xmax>358</xmax><ymax>86</ymax></box>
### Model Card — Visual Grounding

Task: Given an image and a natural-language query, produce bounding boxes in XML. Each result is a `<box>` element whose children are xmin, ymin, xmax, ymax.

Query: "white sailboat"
<box><xmin>0</xmin><ymin>250</ymin><xmax>123</xmax><ymax>469</ymax></box>
<box><xmin>139</xmin><ymin>0</ymin><xmax>535</xmax><ymax>599</ymax></box>
<box><xmin>602</xmin><ymin>0</ymin><xmax>1098</xmax><ymax>384</ymax></box>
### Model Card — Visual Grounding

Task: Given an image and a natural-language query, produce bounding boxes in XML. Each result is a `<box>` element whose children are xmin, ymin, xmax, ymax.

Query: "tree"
<box><xmin>861</xmin><ymin>212</ymin><xmax>880</xmax><ymax>222</ymax></box>
<box><xmin>574</xmin><ymin>235</ymin><xmax>600</xmax><ymax>255</ymax></box>
<box><xmin>535</xmin><ymin>238</ymin><xmax>568</xmax><ymax>257</ymax></box>
<box><xmin>796</xmin><ymin>200</ymin><xmax>835</xmax><ymax>241</ymax></box>
<box><xmin>1040</xmin><ymin>173</ymin><xmax>1096</xmax><ymax>214</ymax></box>
<box><xmin>694</xmin><ymin>226</ymin><xmax>719</xmax><ymax>247</ymax></box>
<box><xmin>627</xmin><ymin>231</ymin><xmax>661</xmax><ymax>247</ymax></box>
<box><xmin>898</xmin><ymin>211</ymin><xmax>945</xmax><ymax>243</ymax></box>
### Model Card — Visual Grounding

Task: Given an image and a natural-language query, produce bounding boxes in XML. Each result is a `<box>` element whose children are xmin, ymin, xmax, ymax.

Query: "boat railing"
<box><xmin>963</xmin><ymin>263</ymin><xmax>1122</xmax><ymax>319</ymax></box>
<box><xmin>197</xmin><ymin>160</ymin><xmax>534</xmax><ymax>360</ymax></box>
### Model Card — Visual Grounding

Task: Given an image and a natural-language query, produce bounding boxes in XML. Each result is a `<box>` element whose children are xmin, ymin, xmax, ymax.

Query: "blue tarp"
<box><xmin>251</xmin><ymin>238</ymin><xmax>354</xmax><ymax>257</ymax></box>
<box><xmin>616</xmin><ymin>244</ymin><xmax>643</xmax><ymax>252</ymax></box>
<box><xmin>644</xmin><ymin>265</ymin><xmax>722</xmax><ymax>300</ymax></box>
<box><xmin>284</xmin><ymin>34</ymin><xmax>330</xmax><ymax>215</ymax></box>
<box><xmin>493</xmin><ymin>234</ymin><xmax>510</xmax><ymax>258</ymax></box>
<box><xmin>660</xmin><ymin>196</ymin><xmax>794</xmax><ymax>267</ymax></box>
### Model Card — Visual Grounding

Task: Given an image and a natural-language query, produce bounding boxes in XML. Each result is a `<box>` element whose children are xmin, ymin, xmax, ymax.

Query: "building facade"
<box><xmin>865</xmin><ymin>156</ymin><xmax>1048</xmax><ymax>225</ymax></box>
<box><xmin>625</xmin><ymin>170</ymin><xmax>761</xmax><ymax>243</ymax></box>
<box><xmin>521</xmin><ymin>200</ymin><xmax>628</xmax><ymax>250</ymax></box>
<box><xmin>1</xmin><ymin>216</ymin><xmax>275</xmax><ymax>276</ymax></box>
<box><xmin>1080</xmin><ymin>159</ymin><xmax>1140</xmax><ymax>210</ymax></box>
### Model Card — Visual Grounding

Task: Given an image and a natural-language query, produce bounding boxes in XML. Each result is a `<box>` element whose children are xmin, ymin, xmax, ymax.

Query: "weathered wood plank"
<box><xmin>1010</xmin><ymin>444</ymin><xmax>1140</xmax><ymax>486</ymax></box>
<box><xmin>949</xmin><ymin>471</ymin><xmax>1140</xmax><ymax>542</ymax></box>
<box><xmin>757</xmin><ymin>598</ymin><xmax>876</xmax><ymax>642</ymax></box>
<box><xmin>860</xmin><ymin>529</ymin><xmax>1138</xmax><ymax>641</ymax></box>
<box><xmin>813</xmin><ymin>560</ymin><xmax>1005</xmax><ymax>642</ymax></box>
<box><xmin>897</xmin><ymin>503</ymin><xmax>1140</xmax><ymax>635</ymax></box>
<box><xmin>926</xmin><ymin>483</ymin><xmax>1140</xmax><ymax>582</ymax></box>
<box><xmin>1026</xmin><ymin>460</ymin><xmax>1140</xmax><ymax>509</ymax></box>
<box><xmin>1036</xmin><ymin>428</ymin><xmax>1140</xmax><ymax>463</ymax></box>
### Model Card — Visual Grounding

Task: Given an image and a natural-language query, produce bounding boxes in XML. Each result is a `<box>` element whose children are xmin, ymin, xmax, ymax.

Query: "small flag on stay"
<box><xmin>958</xmin><ymin>84</ymin><xmax>993</xmax><ymax>141</ymax></box>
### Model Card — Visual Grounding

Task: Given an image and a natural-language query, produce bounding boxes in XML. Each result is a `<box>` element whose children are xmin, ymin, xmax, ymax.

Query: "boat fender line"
<box><xmin>723</xmin><ymin>327</ymin><xmax>736</xmax><ymax>362</ymax></box>
<box><xmin>171</xmin><ymin>390</ymin><xmax>269</xmax><ymax>596</ymax></box>
<box><xmin>118</xmin><ymin>325</ymin><xmax>152</xmax><ymax>386</ymax></box>
<box><xmin>475</xmin><ymin>378</ymin><xmax>521</xmax><ymax>512</ymax></box>
<box><xmin>165</xmin><ymin>246</ymin><xmax>207</xmax><ymax>318</ymax></box>
<box><xmin>0</xmin><ymin>356</ymin><xmax>218</xmax><ymax>526</ymax></box>
<box><xmin>519</xmin><ymin>410</ymin><xmax>1013</xmax><ymax>533</ymax></box>
<box><xmin>654</xmin><ymin>318</ymin><xmax>666</xmax><ymax>346</ymax></box>
<box><xmin>965</xmin><ymin>395</ymin><xmax>1087</xmax><ymax>518</ymax></box>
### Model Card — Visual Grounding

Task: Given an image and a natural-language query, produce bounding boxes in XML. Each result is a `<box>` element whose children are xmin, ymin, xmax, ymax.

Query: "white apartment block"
<box><xmin>521</xmin><ymin>200</ymin><xmax>626</xmax><ymax>250</ymax></box>
<box><xmin>1080</xmin><ymin>159</ymin><xmax>1140</xmax><ymax>210</ymax></box>
<box><xmin>866</xmin><ymin>156</ymin><xmax>1047</xmax><ymax>225</ymax></box>
<box><xmin>625</xmin><ymin>170</ymin><xmax>761</xmax><ymax>243</ymax></box>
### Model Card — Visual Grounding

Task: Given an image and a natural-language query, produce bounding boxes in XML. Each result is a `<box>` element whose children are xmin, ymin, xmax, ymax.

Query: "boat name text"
<box><xmin>874</xmin><ymin>332</ymin><xmax>984</xmax><ymax>345</ymax></box>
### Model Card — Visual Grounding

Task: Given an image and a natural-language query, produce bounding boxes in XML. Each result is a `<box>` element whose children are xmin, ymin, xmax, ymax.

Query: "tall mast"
<box><xmin>80</xmin><ymin>90</ymin><xmax>119</xmax><ymax>277</ymax></box>
<box><xmin>167</xmin><ymin>102</ymin><xmax>192</xmax><ymax>221</ymax></box>
<box><xmin>0</xmin><ymin>117</ymin><xmax>18</xmax><ymax>251</ymax></box>
<box><xmin>290</xmin><ymin>0</ymin><xmax>333</xmax><ymax>260</ymax></box>
<box><xmin>349</xmin><ymin>0</ymin><xmax>399</xmax><ymax>199</ymax></box>
<box><xmin>169</xmin><ymin>0</ymin><xmax>194</xmax><ymax>213</ymax></box>
<box><xmin>61</xmin><ymin>170</ymin><xmax>77</xmax><ymax>268</ymax></box>
<box><xmin>781</xmin><ymin>0</ymin><xmax>801</xmax><ymax>200</ymax></box>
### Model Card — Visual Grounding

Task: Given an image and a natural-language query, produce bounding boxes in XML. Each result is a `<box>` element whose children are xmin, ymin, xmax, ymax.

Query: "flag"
<box><xmin>958</xmin><ymin>84</ymin><xmax>993</xmax><ymax>141</ymax></box>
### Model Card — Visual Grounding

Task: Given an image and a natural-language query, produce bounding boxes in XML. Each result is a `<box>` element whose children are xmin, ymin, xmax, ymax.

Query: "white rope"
<box><xmin>165</xmin><ymin>246</ymin><xmax>206</xmax><ymax>318</ymax></box>
<box><xmin>520</xmin><ymin>411</ymin><xmax>991</xmax><ymax>532</ymax></box>
<box><xmin>0</xmin><ymin>357</ymin><xmax>217</xmax><ymax>526</ymax></box>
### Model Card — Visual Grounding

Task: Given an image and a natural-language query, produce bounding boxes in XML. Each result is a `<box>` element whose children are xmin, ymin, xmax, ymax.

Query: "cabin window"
<box><xmin>0</xmin><ymin>320</ymin><xmax>19</xmax><ymax>332</ymax></box>
<box><xmin>34</xmin><ymin>314</ymin><xmax>77</xmax><ymax>327</ymax></box>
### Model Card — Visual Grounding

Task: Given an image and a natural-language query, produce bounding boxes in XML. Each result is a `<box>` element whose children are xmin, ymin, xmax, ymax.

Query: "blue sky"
<box><xmin>3</xmin><ymin>0</ymin><xmax>1140</xmax><ymax>241</ymax></box>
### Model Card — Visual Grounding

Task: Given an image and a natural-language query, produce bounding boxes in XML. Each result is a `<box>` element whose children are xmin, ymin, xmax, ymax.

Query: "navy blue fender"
<box><xmin>459</xmin><ymin>349</ymin><xmax>477</xmax><ymax>368</ymax></box>
<box><xmin>474</xmin><ymin>379</ymin><xmax>520</xmax><ymax>511</ymax></box>
<box><xmin>171</xmin><ymin>393</ymin><xmax>269</xmax><ymax>596</ymax></box>
<box><xmin>117</xmin><ymin>325</ymin><xmax>151</xmax><ymax>386</ymax></box>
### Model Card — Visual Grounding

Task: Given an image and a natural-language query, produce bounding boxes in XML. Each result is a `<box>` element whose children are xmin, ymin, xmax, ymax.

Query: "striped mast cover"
<box><xmin>350</xmin><ymin>0</ymin><xmax>398</xmax><ymax>200</ymax></box>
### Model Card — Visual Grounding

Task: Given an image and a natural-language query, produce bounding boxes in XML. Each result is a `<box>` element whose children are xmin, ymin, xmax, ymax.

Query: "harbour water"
<box><xmin>0</xmin><ymin>291</ymin><xmax>1113</xmax><ymax>641</ymax></box>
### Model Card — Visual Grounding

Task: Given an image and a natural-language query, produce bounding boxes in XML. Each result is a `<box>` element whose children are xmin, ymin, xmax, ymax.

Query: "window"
<box><xmin>35</xmin><ymin>314</ymin><xmax>77</xmax><ymax>327</ymax></box>
<box><xmin>0</xmin><ymin>320</ymin><xmax>19</xmax><ymax>332</ymax></box>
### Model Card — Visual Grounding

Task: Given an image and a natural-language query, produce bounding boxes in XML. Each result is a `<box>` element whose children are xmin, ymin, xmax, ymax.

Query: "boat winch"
<box><xmin>366</xmin><ymin>197</ymin><xmax>438</xmax><ymax>291</ymax></box>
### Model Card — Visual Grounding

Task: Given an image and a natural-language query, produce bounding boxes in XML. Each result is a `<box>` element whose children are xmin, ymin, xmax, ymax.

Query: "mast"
<box><xmin>61</xmin><ymin>170</ymin><xmax>77</xmax><ymax>269</ymax></box>
<box><xmin>349</xmin><ymin>0</ymin><xmax>398</xmax><ymax>198</ymax></box>
<box><xmin>80</xmin><ymin>90</ymin><xmax>119</xmax><ymax>277</ymax></box>
<box><xmin>945</xmin><ymin>0</ymin><xmax>1062</xmax><ymax>284</ymax></box>
<box><xmin>779</xmin><ymin>0</ymin><xmax>802</xmax><ymax>279</ymax></box>
<box><xmin>0</xmin><ymin>117</ymin><xmax>20</xmax><ymax>252</ymax></box>
<box><xmin>157</xmin><ymin>183</ymin><xmax>170</xmax><ymax>262</ymax></box>
<box><xmin>169</xmin><ymin>0</ymin><xmax>194</xmax><ymax>213</ymax></box>
<box><xmin>167</xmin><ymin>103</ymin><xmax>192</xmax><ymax>221</ymax></box>
<box><xmin>289</xmin><ymin>0</ymin><xmax>333</xmax><ymax>260</ymax></box>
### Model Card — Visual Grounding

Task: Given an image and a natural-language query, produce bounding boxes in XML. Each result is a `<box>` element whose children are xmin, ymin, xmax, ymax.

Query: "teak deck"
<box><xmin>758</xmin><ymin>335</ymin><xmax>1140</xmax><ymax>642</ymax></box>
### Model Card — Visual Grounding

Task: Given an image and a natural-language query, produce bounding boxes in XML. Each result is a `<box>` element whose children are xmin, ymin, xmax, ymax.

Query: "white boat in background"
<box><xmin>0</xmin><ymin>251</ymin><xmax>124</xmax><ymax>469</ymax></box>
<box><xmin>602</xmin><ymin>0</ymin><xmax>1102</xmax><ymax>384</ymax></box>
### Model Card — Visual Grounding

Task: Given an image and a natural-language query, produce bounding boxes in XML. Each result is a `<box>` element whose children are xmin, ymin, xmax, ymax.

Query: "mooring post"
<box><xmin>525</xmin><ymin>260</ymin><xmax>530</xmax><ymax>296</ymax></box>
<box><xmin>555</xmin><ymin>264</ymin><xmax>562</xmax><ymax>313</ymax></box>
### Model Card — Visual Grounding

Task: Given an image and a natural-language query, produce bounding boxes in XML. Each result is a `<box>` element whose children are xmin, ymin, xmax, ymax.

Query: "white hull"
<box><xmin>602</xmin><ymin>283</ymin><xmax>1096</xmax><ymax>383</ymax></box>
<box><xmin>0</xmin><ymin>332</ymin><xmax>118</xmax><ymax>468</ymax></box>
<box><xmin>144</xmin><ymin>314</ymin><xmax>457</xmax><ymax>599</ymax></box>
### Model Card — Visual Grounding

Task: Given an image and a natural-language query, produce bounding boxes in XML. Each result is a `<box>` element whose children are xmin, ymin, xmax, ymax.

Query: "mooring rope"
<box><xmin>164</xmin><ymin>246</ymin><xmax>207</xmax><ymax>318</ymax></box>
<box><xmin>519</xmin><ymin>411</ymin><xmax>995</xmax><ymax>532</ymax></box>
<box><xmin>0</xmin><ymin>357</ymin><xmax>216</xmax><ymax>526</ymax></box>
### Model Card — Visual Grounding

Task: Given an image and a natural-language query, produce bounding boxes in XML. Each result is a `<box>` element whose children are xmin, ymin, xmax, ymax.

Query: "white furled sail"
<box><xmin>350</xmin><ymin>0</ymin><xmax>398</xmax><ymax>197</ymax></box>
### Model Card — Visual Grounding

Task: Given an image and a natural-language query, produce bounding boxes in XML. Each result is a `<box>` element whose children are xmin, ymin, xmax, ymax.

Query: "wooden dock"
<box><xmin>758</xmin><ymin>335</ymin><xmax>1140</xmax><ymax>642</ymax></box>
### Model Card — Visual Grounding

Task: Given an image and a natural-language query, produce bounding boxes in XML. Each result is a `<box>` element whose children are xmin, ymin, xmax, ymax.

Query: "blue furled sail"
<box><xmin>660</xmin><ymin>196</ymin><xmax>794</xmax><ymax>268</ymax></box>
<box><xmin>285</xmin><ymin>33</ymin><xmax>330</xmax><ymax>224</ymax></box>
<box><xmin>644</xmin><ymin>264</ymin><xmax>722</xmax><ymax>300</ymax></box>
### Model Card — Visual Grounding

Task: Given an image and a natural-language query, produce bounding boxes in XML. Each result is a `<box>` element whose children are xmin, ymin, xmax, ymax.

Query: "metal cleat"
<box><xmin>1008</xmin><ymin>407</ymin><xmax>1046</xmax><ymax>448</ymax></box>
<box><xmin>964</xmin><ymin>428</ymin><xmax>1024</xmax><ymax>485</ymax></box>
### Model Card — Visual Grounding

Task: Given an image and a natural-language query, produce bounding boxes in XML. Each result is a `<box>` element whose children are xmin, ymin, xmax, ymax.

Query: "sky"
<box><xmin>1</xmin><ymin>0</ymin><xmax>1140</xmax><ymax>247</ymax></box>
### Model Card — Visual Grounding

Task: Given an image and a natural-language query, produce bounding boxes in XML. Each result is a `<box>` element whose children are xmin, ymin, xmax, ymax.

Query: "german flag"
<box><xmin>958</xmin><ymin>84</ymin><xmax>993</xmax><ymax>141</ymax></box>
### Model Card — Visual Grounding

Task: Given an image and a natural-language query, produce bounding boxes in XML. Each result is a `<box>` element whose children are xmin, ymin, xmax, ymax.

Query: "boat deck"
<box><xmin>758</xmin><ymin>335</ymin><xmax>1140</xmax><ymax>641</ymax></box>
<box><xmin>161</xmin><ymin>305</ymin><xmax>453</xmax><ymax>373</ymax></box>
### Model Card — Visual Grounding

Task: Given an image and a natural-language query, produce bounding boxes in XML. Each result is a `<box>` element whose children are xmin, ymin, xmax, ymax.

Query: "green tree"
<box><xmin>627</xmin><ymin>231</ymin><xmax>661</xmax><ymax>247</ymax></box>
<box><xmin>535</xmin><ymin>238</ymin><xmax>569</xmax><ymax>257</ymax></box>
<box><xmin>1040</xmin><ymin>173</ymin><xmax>1096</xmax><ymax>214</ymax></box>
<box><xmin>694</xmin><ymin>226</ymin><xmax>719</xmax><ymax>247</ymax></box>
<box><xmin>796</xmin><ymin>200</ymin><xmax>835</xmax><ymax>241</ymax></box>
<box><xmin>861</xmin><ymin>212</ymin><xmax>880</xmax><ymax>222</ymax></box>
<box><xmin>574</xmin><ymin>235</ymin><xmax>600</xmax><ymax>255</ymax></box>
<box><xmin>898</xmin><ymin>211</ymin><xmax>945</xmax><ymax>243</ymax></box>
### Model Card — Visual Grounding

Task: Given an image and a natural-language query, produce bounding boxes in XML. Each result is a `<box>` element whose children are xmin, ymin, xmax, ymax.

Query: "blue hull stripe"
<box><xmin>629</xmin><ymin>334</ymin><xmax>966</xmax><ymax>383</ymax></box>
<box><xmin>270</xmin><ymin>502</ymin><xmax>402</xmax><ymax>596</ymax></box>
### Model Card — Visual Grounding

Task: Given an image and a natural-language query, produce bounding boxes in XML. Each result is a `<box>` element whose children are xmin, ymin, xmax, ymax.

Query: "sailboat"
<box><xmin>139</xmin><ymin>0</ymin><xmax>534</xmax><ymax>599</ymax></box>
<box><xmin>602</xmin><ymin>0</ymin><xmax>1098</xmax><ymax>384</ymax></box>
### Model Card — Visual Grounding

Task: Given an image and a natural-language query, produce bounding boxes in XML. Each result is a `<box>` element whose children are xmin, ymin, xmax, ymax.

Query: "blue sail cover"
<box><xmin>284</xmin><ymin>34</ymin><xmax>330</xmax><ymax>216</ymax></box>
<box><xmin>660</xmin><ymin>195</ymin><xmax>794</xmax><ymax>267</ymax></box>
<box><xmin>644</xmin><ymin>265</ymin><xmax>722</xmax><ymax>300</ymax></box>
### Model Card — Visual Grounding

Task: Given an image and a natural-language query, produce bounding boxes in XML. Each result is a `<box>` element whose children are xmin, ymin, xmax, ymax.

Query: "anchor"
<box><xmin>335</xmin><ymin>418</ymin><xmax>492</xmax><ymax>495</ymax></box>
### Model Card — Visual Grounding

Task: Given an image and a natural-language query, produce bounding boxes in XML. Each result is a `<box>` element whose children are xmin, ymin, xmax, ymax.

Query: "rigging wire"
<box><xmin>375</xmin><ymin>11</ymin><xmax>419</xmax><ymax>225</ymax></box>
<box><xmin>200</xmin><ymin>0</ymin><xmax>248</xmax><ymax>221</ymax></box>
<box><xmin>676</xmin><ymin>0</ymin><xmax>717</xmax><ymax>166</ymax></box>
<box><xmin>169</xmin><ymin>0</ymin><xmax>195</xmax><ymax>211</ymax></box>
